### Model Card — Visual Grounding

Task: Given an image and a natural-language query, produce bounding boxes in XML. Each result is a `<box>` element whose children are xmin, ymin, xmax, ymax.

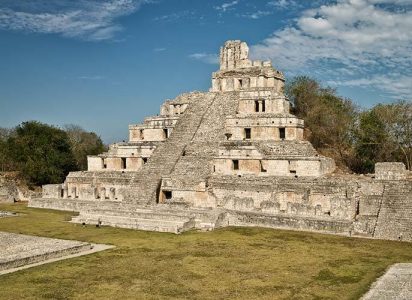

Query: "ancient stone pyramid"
<box><xmin>30</xmin><ymin>41</ymin><xmax>412</xmax><ymax>240</ymax></box>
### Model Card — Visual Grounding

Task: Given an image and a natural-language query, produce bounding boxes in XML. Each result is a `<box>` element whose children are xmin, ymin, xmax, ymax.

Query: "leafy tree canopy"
<box><xmin>7</xmin><ymin>121</ymin><xmax>77</xmax><ymax>186</ymax></box>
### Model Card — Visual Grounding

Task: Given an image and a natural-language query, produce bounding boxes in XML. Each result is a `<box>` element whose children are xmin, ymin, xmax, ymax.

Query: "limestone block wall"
<box><xmin>209</xmin><ymin>177</ymin><xmax>357</xmax><ymax>221</ymax></box>
<box><xmin>375</xmin><ymin>162</ymin><xmax>408</xmax><ymax>180</ymax></box>
<box><xmin>129</xmin><ymin>117</ymin><xmax>179</xmax><ymax>142</ymax></box>
<box><xmin>212</xmin><ymin>75</ymin><xmax>284</xmax><ymax>93</ymax></box>
<box><xmin>129</xmin><ymin>128</ymin><xmax>168</xmax><ymax>142</ymax></box>
<box><xmin>42</xmin><ymin>184</ymin><xmax>62</xmax><ymax>199</ymax></box>
<box><xmin>105</xmin><ymin>157</ymin><xmax>123</xmax><ymax>170</ymax></box>
<box><xmin>160</xmin><ymin>103</ymin><xmax>188</xmax><ymax>116</ymax></box>
<box><xmin>213</xmin><ymin>158</ymin><xmax>327</xmax><ymax>177</ymax></box>
<box><xmin>227</xmin><ymin>124</ymin><xmax>303</xmax><ymax>141</ymax></box>
<box><xmin>87</xmin><ymin>156</ymin><xmax>104</xmax><ymax>171</ymax></box>
<box><xmin>88</xmin><ymin>144</ymin><xmax>156</xmax><ymax>171</ymax></box>
<box><xmin>238</xmin><ymin>91</ymin><xmax>290</xmax><ymax>114</ymax></box>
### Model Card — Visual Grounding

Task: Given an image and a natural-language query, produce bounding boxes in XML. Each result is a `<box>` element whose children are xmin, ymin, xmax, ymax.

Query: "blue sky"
<box><xmin>0</xmin><ymin>0</ymin><xmax>411</xmax><ymax>143</ymax></box>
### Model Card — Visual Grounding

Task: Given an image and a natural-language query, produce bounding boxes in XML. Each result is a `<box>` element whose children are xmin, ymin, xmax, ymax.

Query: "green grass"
<box><xmin>1</xmin><ymin>203</ymin><xmax>411</xmax><ymax>300</ymax></box>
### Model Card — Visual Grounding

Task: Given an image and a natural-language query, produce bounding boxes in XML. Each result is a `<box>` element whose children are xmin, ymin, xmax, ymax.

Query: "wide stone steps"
<box><xmin>164</xmin><ymin>93</ymin><xmax>239</xmax><ymax>192</ymax></box>
<box><xmin>130</xmin><ymin>93</ymin><xmax>218</xmax><ymax>204</ymax></box>
<box><xmin>373</xmin><ymin>182</ymin><xmax>412</xmax><ymax>240</ymax></box>
<box><xmin>72</xmin><ymin>212</ymin><xmax>195</xmax><ymax>234</ymax></box>
<box><xmin>70</xmin><ymin>205</ymin><xmax>222</xmax><ymax>234</ymax></box>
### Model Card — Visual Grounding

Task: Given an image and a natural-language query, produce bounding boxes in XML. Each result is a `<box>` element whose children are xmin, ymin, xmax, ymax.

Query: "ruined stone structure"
<box><xmin>0</xmin><ymin>173</ymin><xmax>39</xmax><ymax>203</ymax></box>
<box><xmin>30</xmin><ymin>41</ymin><xmax>412</xmax><ymax>241</ymax></box>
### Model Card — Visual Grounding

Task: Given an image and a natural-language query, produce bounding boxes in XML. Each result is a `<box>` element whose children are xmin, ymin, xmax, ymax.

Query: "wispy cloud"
<box><xmin>78</xmin><ymin>75</ymin><xmax>105</xmax><ymax>80</ymax></box>
<box><xmin>214</xmin><ymin>1</ymin><xmax>239</xmax><ymax>13</ymax></box>
<box><xmin>0</xmin><ymin>0</ymin><xmax>148</xmax><ymax>41</ymax></box>
<box><xmin>328</xmin><ymin>75</ymin><xmax>412</xmax><ymax>100</ymax></box>
<box><xmin>240</xmin><ymin>10</ymin><xmax>272</xmax><ymax>19</ymax></box>
<box><xmin>153</xmin><ymin>47</ymin><xmax>166</xmax><ymax>52</ymax></box>
<box><xmin>252</xmin><ymin>0</ymin><xmax>412</xmax><ymax>100</ymax></box>
<box><xmin>153</xmin><ymin>10</ymin><xmax>196</xmax><ymax>22</ymax></box>
<box><xmin>267</xmin><ymin>0</ymin><xmax>298</xmax><ymax>10</ymax></box>
<box><xmin>189</xmin><ymin>53</ymin><xmax>219</xmax><ymax>64</ymax></box>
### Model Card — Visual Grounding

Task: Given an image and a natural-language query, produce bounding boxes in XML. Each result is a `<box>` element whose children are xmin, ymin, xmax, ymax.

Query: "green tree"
<box><xmin>286</xmin><ymin>76</ymin><xmax>358</xmax><ymax>170</ymax></box>
<box><xmin>7</xmin><ymin>121</ymin><xmax>76</xmax><ymax>186</ymax></box>
<box><xmin>355</xmin><ymin>101</ymin><xmax>412</xmax><ymax>172</ymax></box>
<box><xmin>64</xmin><ymin>124</ymin><xmax>106</xmax><ymax>170</ymax></box>
<box><xmin>0</xmin><ymin>127</ymin><xmax>16</xmax><ymax>171</ymax></box>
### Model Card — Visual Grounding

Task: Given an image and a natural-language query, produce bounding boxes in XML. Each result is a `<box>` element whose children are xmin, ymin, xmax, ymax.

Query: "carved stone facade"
<box><xmin>30</xmin><ymin>40</ymin><xmax>412</xmax><ymax>241</ymax></box>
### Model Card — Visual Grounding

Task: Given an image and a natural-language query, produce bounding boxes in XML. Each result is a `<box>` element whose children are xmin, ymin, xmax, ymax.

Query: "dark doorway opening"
<box><xmin>233</xmin><ymin>160</ymin><xmax>239</xmax><ymax>170</ymax></box>
<box><xmin>279</xmin><ymin>127</ymin><xmax>286</xmax><ymax>139</ymax></box>
<box><xmin>163</xmin><ymin>191</ymin><xmax>172</xmax><ymax>200</ymax></box>
<box><xmin>245</xmin><ymin>128</ymin><xmax>251</xmax><ymax>139</ymax></box>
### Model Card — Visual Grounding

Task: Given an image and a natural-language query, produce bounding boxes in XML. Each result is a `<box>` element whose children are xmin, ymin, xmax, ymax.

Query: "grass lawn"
<box><xmin>0</xmin><ymin>203</ymin><xmax>411</xmax><ymax>300</ymax></box>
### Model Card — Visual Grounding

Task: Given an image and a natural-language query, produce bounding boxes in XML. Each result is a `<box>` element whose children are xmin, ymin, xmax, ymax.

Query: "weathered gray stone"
<box><xmin>362</xmin><ymin>264</ymin><xmax>412</xmax><ymax>300</ymax></box>
<box><xmin>0</xmin><ymin>232</ymin><xmax>92</xmax><ymax>272</ymax></box>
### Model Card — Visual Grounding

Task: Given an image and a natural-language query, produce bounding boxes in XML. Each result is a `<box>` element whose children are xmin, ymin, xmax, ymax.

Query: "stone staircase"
<box><xmin>71</xmin><ymin>205</ymin><xmax>223</xmax><ymax>234</ymax></box>
<box><xmin>166</xmin><ymin>92</ymin><xmax>239</xmax><ymax>191</ymax></box>
<box><xmin>374</xmin><ymin>181</ymin><xmax>412</xmax><ymax>241</ymax></box>
<box><xmin>126</xmin><ymin>92</ymin><xmax>219</xmax><ymax>205</ymax></box>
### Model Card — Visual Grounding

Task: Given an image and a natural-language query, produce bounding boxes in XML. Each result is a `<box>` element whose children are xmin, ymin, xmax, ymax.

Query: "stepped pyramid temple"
<box><xmin>30</xmin><ymin>41</ymin><xmax>412</xmax><ymax>241</ymax></box>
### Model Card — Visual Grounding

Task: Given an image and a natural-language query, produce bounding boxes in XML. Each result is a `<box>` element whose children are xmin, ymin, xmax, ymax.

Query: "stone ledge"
<box><xmin>0</xmin><ymin>232</ymin><xmax>114</xmax><ymax>274</ymax></box>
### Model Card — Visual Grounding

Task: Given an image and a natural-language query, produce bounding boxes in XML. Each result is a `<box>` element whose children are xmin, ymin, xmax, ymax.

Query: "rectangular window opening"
<box><xmin>163</xmin><ymin>190</ymin><xmax>172</xmax><ymax>200</ymax></box>
<box><xmin>279</xmin><ymin>127</ymin><xmax>286</xmax><ymax>139</ymax></box>
<box><xmin>255</xmin><ymin>101</ymin><xmax>259</xmax><ymax>112</ymax></box>
<box><xmin>262</xmin><ymin>100</ymin><xmax>266</xmax><ymax>112</ymax></box>
<box><xmin>245</xmin><ymin>128</ymin><xmax>251</xmax><ymax>140</ymax></box>
<box><xmin>233</xmin><ymin>160</ymin><xmax>239</xmax><ymax>170</ymax></box>
<box><xmin>163</xmin><ymin>128</ymin><xmax>169</xmax><ymax>139</ymax></box>
<box><xmin>121</xmin><ymin>157</ymin><xmax>127</xmax><ymax>169</ymax></box>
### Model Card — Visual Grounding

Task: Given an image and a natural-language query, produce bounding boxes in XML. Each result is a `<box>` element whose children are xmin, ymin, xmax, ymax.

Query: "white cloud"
<box><xmin>251</xmin><ymin>0</ymin><xmax>412</xmax><ymax>99</ymax></box>
<box><xmin>214</xmin><ymin>1</ymin><xmax>239</xmax><ymax>13</ymax></box>
<box><xmin>240</xmin><ymin>10</ymin><xmax>272</xmax><ymax>19</ymax></box>
<box><xmin>189</xmin><ymin>53</ymin><xmax>219</xmax><ymax>64</ymax></box>
<box><xmin>329</xmin><ymin>75</ymin><xmax>412</xmax><ymax>100</ymax></box>
<box><xmin>267</xmin><ymin>0</ymin><xmax>298</xmax><ymax>9</ymax></box>
<box><xmin>153</xmin><ymin>47</ymin><xmax>166</xmax><ymax>52</ymax></box>
<box><xmin>0</xmin><ymin>0</ymin><xmax>148</xmax><ymax>41</ymax></box>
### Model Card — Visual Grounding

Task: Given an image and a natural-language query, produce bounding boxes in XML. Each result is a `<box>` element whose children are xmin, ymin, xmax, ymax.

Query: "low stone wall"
<box><xmin>225</xmin><ymin>210</ymin><xmax>353</xmax><ymax>234</ymax></box>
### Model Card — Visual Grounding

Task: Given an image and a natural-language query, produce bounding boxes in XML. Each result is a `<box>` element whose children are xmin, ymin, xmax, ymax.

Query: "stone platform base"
<box><xmin>0</xmin><ymin>232</ymin><xmax>112</xmax><ymax>274</ymax></box>
<box><xmin>29</xmin><ymin>198</ymin><xmax>353</xmax><ymax>236</ymax></box>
